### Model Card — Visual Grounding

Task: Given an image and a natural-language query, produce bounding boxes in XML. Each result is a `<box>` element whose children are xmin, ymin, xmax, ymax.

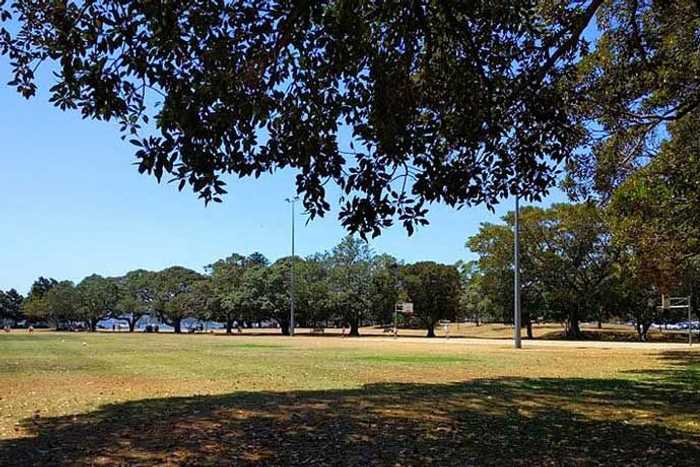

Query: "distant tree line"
<box><xmin>4</xmin><ymin>236</ymin><xmax>461</xmax><ymax>337</ymax></box>
<box><xmin>4</xmin><ymin>200</ymin><xmax>698</xmax><ymax>342</ymax></box>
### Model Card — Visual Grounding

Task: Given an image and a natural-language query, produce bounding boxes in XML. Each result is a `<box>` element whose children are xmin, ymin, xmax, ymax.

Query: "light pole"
<box><xmin>514</xmin><ymin>193</ymin><xmax>522</xmax><ymax>349</ymax></box>
<box><xmin>285</xmin><ymin>196</ymin><xmax>299</xmax><ymax>336</ymax></box>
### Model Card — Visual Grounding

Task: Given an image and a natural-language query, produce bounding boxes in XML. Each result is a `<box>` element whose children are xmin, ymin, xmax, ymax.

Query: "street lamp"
<box><xmin>514</xmin><ymin>192</ymin><xmax>522</xmax><ymax>349</ymax></box>
<box><xmin>285</xmin><ymin>196</ymin><xmax>299</xmax><ymax>336</ymax></box>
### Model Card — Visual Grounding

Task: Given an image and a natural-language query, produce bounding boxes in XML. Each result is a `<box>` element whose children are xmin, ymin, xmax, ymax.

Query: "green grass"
<box><xmin>1</xmin><ymin>332</ymin><xmax>699</xmax><ymax>465</ymax></box>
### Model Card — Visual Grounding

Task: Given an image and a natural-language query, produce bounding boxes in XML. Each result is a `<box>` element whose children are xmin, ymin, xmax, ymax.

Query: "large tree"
<box><xmin>326</xmin><ymin>236</ymin><xmax>377</xmax><ymax>336</ymax></box>
<box><xmin>401</xmin><ymin>262</ymin><xmax>462</xmax><ymax>337</ymax></box>
<box><xmin>468</xmin><ymin>203</ymin><xmax>616</xmax><ymax>338</ymax></box>
<box><xmin>151</xmin><ymin>267</ymin><xmax>205</xmax><ymax>333</ymax></box>
<box><xmin>77</xmin><ymin>274</ymin><xmax>119</xmax><ymax>332</ymax></box>
<box><xmin>23</xmin><ymin>281</ymin><xmax>81</xmax><ymax>330</ymax></box>
<box><xmin>256</xmin><ymin>257</ymin><xmax>301</xmax><ymax>335</ymax></box>
<box><xmin>294</xmin><ymin>255</ymin><xmax>333</xmax><ymax>329</ymax></box>
<box><xmin>0</xmin><ymin>1</ymin><xmax>611</xmax><ymax>236</ymax></box>
<box><xmin>205</xmin><ymin>253</ymin><xmax>269</xmax><ymax>333</ymax></box>
<box><xmin>113</xmin><ymin>269</ymin><xmax>156</xmax><ymax>332</ymax></box>
<box><xmin>528</xmin><ymin>203</ymin><xmax>617</xmax><ymax>337</ymax></box>
<box><xmin>467</xmin><ymin>213</ymin><xmax>543</xmax><ymax>338</ymax></box>
<box><xmin>368</xmin><ymin>254</ymin><xmax>402</xmax><ymax>327</ymax></box>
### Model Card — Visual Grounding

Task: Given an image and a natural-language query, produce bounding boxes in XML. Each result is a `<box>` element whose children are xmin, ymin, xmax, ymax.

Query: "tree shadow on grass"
<box><xmin>623</xmin><ymin>350</ymin><xmax>700</xmax><ymax>390</ymax></box>
<box><xmin>2</xmin><ymin>355</ymin><xmax>700</xmax><ymax>466</ymax></box>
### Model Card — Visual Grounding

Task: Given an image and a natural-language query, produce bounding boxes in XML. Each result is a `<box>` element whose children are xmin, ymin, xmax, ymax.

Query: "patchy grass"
<box><xmin>353</xmin><ymin>354</ymin><xmax>471</xmax><ymax>365</ymax></box>
<box><xmin>1</xmin><ymin>332</ymin><xmax>699</xmax><ymax>465</ymax></box>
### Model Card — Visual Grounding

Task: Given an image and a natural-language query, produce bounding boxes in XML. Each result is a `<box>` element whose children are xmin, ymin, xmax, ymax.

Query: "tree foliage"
<box><xmin>205</xmin><ymin>253</ymin><xmax>270</xmax><ymax>333</ymax></box>
<box><xmin>401</xmin><ymin>262</ymin><xmax>461</xmax><ymax>337</ymax></box>
<box><xmin>468</xmin><ymin>203</ymin><xmax>616</xmax><ymax>338</ymax></box>
<box><xmin>0</xmin><ymin>0</ymin><xmax>607</xmax><ymax>236</ymax></box>
<box><xmin>607</xmin><ymin>116</ymin><xmax>700</xmax><ymax>291</ymax></box>
<box><xmin>151</xmin><ymin>266</ymin><xmax>206</xmax><ymax>333</ymax></box>
<box><xmin>77</xmin><ymin>274</ymin><xmax>119</xmax><ymax>332</ymax></box>
<box><xmin>325</xmin><ymin>236</ymin><xmax>379</xmax><ymax>336</ymax></box>
<box><xmin>0</xmin><ymin>288</ymin><xmax>24</xmax><ymax>324</ymax></box>
<box><xmin>23</xmin><ymin>280</ymin><xmax>81</xmax><ymax>329</ymax></box>
<box><xmin>113</xmin><ymin>269</ymin><xmax>156</xmax><ymax>332</ymax></box>
<box><xmin>565</xmin><ymin>0</ymin><xmax>700</xmax><ymax>200</ymax></box>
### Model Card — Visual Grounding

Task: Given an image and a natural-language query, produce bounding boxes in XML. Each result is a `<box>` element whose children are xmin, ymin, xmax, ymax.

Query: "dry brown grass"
<box><xmin>1</xmin><ymin>332</ymin><xmax>699</xmax><ymax>465</ymax></box>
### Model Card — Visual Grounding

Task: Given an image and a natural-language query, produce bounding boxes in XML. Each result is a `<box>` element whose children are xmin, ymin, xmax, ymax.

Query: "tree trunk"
<box><xmin>566</xmin><ymin>317</ymin><xmax>582</xmax><ymax>339</ymax></box>
<box><xmin>89</xmin><ymin>319</ymin><xmax>98</xmax><ymax>332</ymax></box>
<box><xmin>226</xmin><ymin>318</ymin><xmax>233</xmax><ymax>335</ymax></box>
<box><xmin>280</xmin><ymin>322</ymin><xmax>290</xmax><ymax>335</ymax></box>
<box><xmin>597</xmin><ymin>319</ymin><xmax>602</xmax><ymax>329</ymax></box>
<box><xmin>173</xmin><ymin>319</ymin><xmax>182</xmax><ymax>334</ymax></box>
<box><xmin>526</xmin><ymin>319</ymin><xmax>533</xmax><ymax>339</ymax></box>
<box><xmin>426</xmin><ymin>325</ymin><xmax>436</xmax><ymax>338</ymax></box>
<box><xmin>349</xmin><ymin>319</ymin><xmax>360</xmax><ymax>337</ymax></box>
<box><xmin>128</xmin><ymin>319</ymin><xmax>136</xmax><ymax>332</ymax></box>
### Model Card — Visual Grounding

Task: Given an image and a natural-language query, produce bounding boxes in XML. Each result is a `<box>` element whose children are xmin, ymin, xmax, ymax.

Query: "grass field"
<box><xmin>1</xmin><ymin>332</ymin><xmax>699</xmax><ymax>465</ymax></box>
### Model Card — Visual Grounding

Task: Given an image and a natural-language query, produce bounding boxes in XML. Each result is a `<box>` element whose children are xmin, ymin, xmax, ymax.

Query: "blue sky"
<box><xmin>0</xmin><ymin>66</ymin><xmax>567</xmax><ymax>294</ymax></box>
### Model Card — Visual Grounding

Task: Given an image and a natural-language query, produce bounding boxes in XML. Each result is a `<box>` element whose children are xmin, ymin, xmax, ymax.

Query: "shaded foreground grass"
<box><xmin>1</xmin><ymin>334</ymin><xmax>699</xmax><ymax>465</ymax></box>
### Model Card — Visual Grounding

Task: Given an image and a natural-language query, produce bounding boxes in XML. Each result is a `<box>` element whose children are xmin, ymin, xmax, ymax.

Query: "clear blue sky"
<box><xmin>0</xmin><ymin>65</ymin><xmax>567</xmax><ymax>295</ymax></box>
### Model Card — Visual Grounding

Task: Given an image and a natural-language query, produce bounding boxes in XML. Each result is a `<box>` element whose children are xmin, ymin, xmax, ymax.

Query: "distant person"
<box><xmin>28</xmin><ymin>325</ymin><xmax>34</xmax><ymax>334</ymax></box>
<box><xmin>341</xmin><ymin>324</ymin><xmax>347</xmax><ymax>337</ymax></box>
<box><xmin>237</xmin><ymin>324</ymin><xmax>243</xmax><ymax>334</ymax></box>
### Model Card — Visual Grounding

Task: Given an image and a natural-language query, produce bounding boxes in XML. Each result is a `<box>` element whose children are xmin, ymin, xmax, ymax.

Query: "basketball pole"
<box><xmin>689</xmin><ymin>295</ymin><xmax>693</xmax><ymax>347</ymax></box>
<box><xmin>514</xmin><ymin>192</ymin><xmax>522</xmax><ymax>349</ymax></box>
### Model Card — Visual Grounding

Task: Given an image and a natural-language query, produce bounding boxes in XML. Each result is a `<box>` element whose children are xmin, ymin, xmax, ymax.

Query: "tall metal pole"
<box><xmin>290</xmin><ymin>199</ymin><xmax>296</xmax><ymax>337</ymax></box>
<box><xmin>285</xmin><ymin>196</ymin><xmax>298</xmax><ymax>337</ymax></box>
<box><xmin>689</xmin><ymin>296</ymin><xmax>693</xmax><ymax>347</ymax></box>
<box><xmin>514</xmin><ymin>193</ymin><xmax>522</xmax><ymax>349</ymax></box>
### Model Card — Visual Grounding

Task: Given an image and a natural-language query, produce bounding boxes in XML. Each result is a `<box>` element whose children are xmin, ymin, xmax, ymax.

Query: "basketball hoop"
<box><xmin>658</xmin><ymin>295</ymin><xmax>694</xmax><ymax>346</ymax></box>
<box><xmin>439</xmin><ymin>320</ymin><xmax>451</xmax><ymax>339</ymax></box>
<box><xmin>393</xmin><ymin>303</ymin><xmax>414</xmax><ymax>338</ymax></box>
<box><xmin>661</xmin><ymin>294</ymin><xmax>670</xmax><ymax>310</ymax></box>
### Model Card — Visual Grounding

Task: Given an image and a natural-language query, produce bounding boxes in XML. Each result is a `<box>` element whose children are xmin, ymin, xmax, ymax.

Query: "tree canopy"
<box><xmin>0</xmin><ymin>288</ymin><xmax>23</xmax><ymax>324</ymax></box>
<box><xmin>2</xmin><ymin>1</ymin><xmax>699</xmax><ymax>240</ymax></box>
<box><xmin>401</xmin><ymin>261</ymin><xmax>461</xmax><ymax>337</ymax></box>
<box><xmin>1</xmin><ymin>0</ymin><xmax>614</xmax><ymax>236</ymax></box>
<box><xmin>565</xmin><ymin>0</ymin><xmax>700</xmax><ymax>201</ymax></box>
<box><xmin>113</xmin><ymin>269</ymin><xmax>156</xmax><ymax>332</ymax></box>
<box><xmin>151</xmin><ymin>266</ymin><xmax>206</xmax><ymax>333</ymax></box>
<box><xmin>468</xmin><ymin>203</ymin><xmax>616</xmax><ymax>338</ymax></box>
<box><xmin>77</xmin><ymin>274</ymin><xmax>119</xmax><ymax>332</ymax></box>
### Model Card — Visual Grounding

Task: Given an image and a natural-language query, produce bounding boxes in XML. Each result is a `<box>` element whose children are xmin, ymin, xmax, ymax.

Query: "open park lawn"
<box><xmin>1</xmin><ymin>333</ymin><xmax>699</xmax><ymax>466</ymax></box>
